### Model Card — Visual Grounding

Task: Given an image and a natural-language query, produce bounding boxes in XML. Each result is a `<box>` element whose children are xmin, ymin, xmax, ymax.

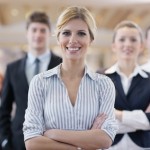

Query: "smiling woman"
<box><xmin>23</xmin><ymin>6</ymin><xmax>118</xmax><ymax>150</ymax></box>
<box><xmin>105</xmin><ymin>20</ymin><xmax>150</xmax><ymax>150</ymax></box>
<box><xmin>57</xmin><ymin>19</ymin><xmax>92</xmax><ymax>61</ymax></box>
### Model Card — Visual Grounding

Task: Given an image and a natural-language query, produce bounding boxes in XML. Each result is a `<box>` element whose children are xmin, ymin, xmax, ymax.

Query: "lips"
<box><xmin>123</xmin><ymin>49</ymin><xmax>133</xmax><ymax>53</ymax></box>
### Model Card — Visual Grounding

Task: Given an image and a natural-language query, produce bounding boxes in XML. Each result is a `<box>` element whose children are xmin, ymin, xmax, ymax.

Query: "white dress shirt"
<box><xmin>105</xmin><ymin>63</ymin><xmax>150</xmax><ymax>150</ymax></box>
<box><xmin>25</xmin><ymin>50</ymin><xmax>51</xmax><ymax>83</ymax></box>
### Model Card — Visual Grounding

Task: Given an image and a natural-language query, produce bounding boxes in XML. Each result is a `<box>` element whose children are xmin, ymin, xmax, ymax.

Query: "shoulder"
<box><xmin>95</xmin><ymin>72</ymin><xmax>113</xmax><ymax>82</ymax></box>
<box><xmin>93</xmin><ymin>73</ymin><xmax>115</xmax><ymax>98</ymax></box>
<box><xmin>30</xmin><ymin>67</ymin><xmax>58</xmax><ymax>91</ymax></box>
<box><xmin>141</xmin><ymin>61</ymin><xmax>150</xmax><ymax>73</ymax></box>
<box><xmin>7</xmin><ymin>56</ymin><xmax>26</xmax><ymax>69</ymax></box>
<box><xmin>33</xmin><ymin>66</ymin><xmax>58</xmax><ymax>81</ymax></box>
<box><xmin>51</xmin><ymin>52</ymin><xmax>62</xmax><ymax>61</ymax></box>
<box><xmin>142</xmin><ymin>71</ymin><xmax>150</xmax><ymax>80</ymax></box>
<box><xmin>5</xmin><ymin>57</ymin><xmax>26</xmax><ymax>75</ymax></box>
<box><xmin>91</xmin><ymin>72</ymin><xmax>114</xmax><ymax>88</ymax></box>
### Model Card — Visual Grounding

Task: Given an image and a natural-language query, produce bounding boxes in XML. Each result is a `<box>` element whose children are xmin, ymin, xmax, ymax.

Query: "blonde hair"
<box><xmin>55</xmin><ymin>6</ymin><xmax>97</xmax><ymax>40</ymax></box>
<box><xmin>112</xmin><ymin>20</ymin><xmax>144</xmax><ymax>43</ymax></box>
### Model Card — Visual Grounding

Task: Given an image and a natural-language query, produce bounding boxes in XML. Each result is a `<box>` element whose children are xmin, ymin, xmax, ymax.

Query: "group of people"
<box><xmin>0</xmin><ymin>5</ymin><xmax>149</xmax><ymax>150</ymax></box>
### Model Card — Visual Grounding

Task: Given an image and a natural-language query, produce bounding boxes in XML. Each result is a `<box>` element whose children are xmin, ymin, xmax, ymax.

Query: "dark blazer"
<box><xmin>106</xmin><ymin>72</ymin><xmax>150</xmax><ymax>148</ymax></box>
<box><xmin>0</xmin><ymin>52</ymin><xmax>62</xmax><ymax>150</ymax></box>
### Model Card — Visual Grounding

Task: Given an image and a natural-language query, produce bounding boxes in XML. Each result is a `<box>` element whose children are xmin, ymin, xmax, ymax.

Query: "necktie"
<box><xmin>34</xmin><ymin>58</ymin><xmax>40</xmax><ymax>75</ymax></box>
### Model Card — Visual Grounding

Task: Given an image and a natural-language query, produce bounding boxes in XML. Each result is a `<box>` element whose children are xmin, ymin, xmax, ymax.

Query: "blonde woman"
<box><xmin>23</xmin><ymin>6</ymin><xmax>118</xmax><ymax>150</ymax></box>
<box><xmin>105</xmin><ymin>20</ymin><xmax>150</xmax><ymax>150</ymax></box>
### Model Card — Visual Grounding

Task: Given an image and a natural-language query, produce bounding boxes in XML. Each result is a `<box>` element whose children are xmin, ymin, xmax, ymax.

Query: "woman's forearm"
<box><xmin>44</xmin><ymin>129</ymin><xmax>112</xmax><ymax>150</ymax></box>
<box><xmin>121</xmin><ymin>110</ymin><xmax>150</xmax><ymax>130</ymax></box>
<box><xmin>25</xmin><ymin>136</ymin><xmax>77</xmax><ymax>150</ymax></box>
<box><xmin>117</xmin><ymin>119</ymin><xmax>136</xmax><ymax>133</ymax></box>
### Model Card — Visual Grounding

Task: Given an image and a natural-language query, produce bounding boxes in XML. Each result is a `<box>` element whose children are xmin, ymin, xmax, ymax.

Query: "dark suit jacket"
<box><xmin>106</xmin><ymin>72</ymin><xmax>150</xmax><ymax>148</ymax></box>
<box><xmin>0</xmin><ymin>52</ymin><xmax>62</xmax><ymax>150</ymax></box>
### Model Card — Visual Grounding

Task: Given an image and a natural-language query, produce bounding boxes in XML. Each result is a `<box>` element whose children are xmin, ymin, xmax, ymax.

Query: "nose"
<box><xmin>69</xmin><ymin>34</ymin><xmax>78</xmax><ymax>44</ymax></box>
<box><xmin>34</xmin><ymin>30</ymin><xmax>44</xmax><ymax>38</ymax></box>
<box><xmin>124</xmin><ymin>39</ymin><xmax>132</xmax><ymax>46</ymax></box>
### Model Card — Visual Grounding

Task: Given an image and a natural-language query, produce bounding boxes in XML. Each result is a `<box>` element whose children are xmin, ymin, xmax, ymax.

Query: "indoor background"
<box><xmin>0</xmin><ymin>0</ymin><xmax>150</xmax><ymax>74</ymax></box>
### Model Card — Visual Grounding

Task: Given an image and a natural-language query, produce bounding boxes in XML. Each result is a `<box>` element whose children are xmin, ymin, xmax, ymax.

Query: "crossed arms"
<box><xmin>25</xmin><ymin>114</ymin><xmax>112</xmax><ymax>150</ymax></box>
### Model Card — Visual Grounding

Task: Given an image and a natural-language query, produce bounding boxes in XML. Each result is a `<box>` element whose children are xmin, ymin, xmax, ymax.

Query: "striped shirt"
<box><xmin>23</xmin><ymin>65</ymin><xmax>118</xmax><ymax>141</ymax></box>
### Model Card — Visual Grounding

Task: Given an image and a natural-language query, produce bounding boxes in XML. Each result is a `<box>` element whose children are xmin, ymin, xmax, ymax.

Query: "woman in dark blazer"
<box><xmin>105</xmin><ymin>20</ymin><xmax>150</xmax><ymax>150</ymax></box>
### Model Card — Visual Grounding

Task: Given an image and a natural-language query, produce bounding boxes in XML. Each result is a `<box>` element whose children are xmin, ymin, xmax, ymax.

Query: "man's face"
<box><xmin>26</xmin><ymin>22</ymin><xmax>50</xmax><ymax>54</ymax></box>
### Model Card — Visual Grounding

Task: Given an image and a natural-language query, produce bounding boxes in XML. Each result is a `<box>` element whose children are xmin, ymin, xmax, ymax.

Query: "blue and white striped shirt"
<box><xmin>23</xmin><ymin>65</ymin><xmax>118</xmax><ymax>141</ymax></box>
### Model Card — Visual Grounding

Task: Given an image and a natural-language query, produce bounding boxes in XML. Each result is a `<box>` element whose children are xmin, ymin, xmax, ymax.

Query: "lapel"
<box><xmin>47</xmin><ymin>52</ymin><xmax>62</xmax><ymax>70</ymax></box>
<box><xmin>113</xmin><ymin>73</ymin><xmax>127</xmax><ymax>101</ymax></box>
<box><xmin>127</xmin><ymin>74</ymin><xmax>141</xmax><ymax>96</ymax></box>
<box><xmin>47</xmin><ymin>52</ymin><xmax>53</xmax><ymax>70</ymax></box>
<box><xmin>18</xmin><ymin>56</ymin><xmax>29</xmax><ymax>90</ymax></box>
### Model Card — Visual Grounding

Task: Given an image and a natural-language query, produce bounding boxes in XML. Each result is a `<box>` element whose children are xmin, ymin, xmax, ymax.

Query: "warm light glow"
<box><xmin>11</xmin><ymin>9</ymin><xmax>19</xmax><ymax>17</ymax></box>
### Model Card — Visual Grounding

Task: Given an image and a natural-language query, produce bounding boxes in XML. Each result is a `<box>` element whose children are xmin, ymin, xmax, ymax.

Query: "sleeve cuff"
<box><xmin>122</xmin><ymin>110</ymin><xmax>150</xmax><ymax>130</ymax></box>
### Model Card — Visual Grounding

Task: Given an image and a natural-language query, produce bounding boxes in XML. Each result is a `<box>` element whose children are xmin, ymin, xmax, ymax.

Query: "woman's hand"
<box><xmin>91</xmin><ymin>113</ymin><xmax>107</xmax><ymax>129</ymax></box>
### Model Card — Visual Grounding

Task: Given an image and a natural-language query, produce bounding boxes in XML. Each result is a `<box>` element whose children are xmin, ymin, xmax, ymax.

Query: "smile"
<box><xmin>67</xmin><ymin>47</ymin><xmax>80</xmax><ymax>51</ymax></box>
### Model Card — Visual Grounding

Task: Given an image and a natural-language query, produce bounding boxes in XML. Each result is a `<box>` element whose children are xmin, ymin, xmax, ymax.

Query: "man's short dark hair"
<box><xmin>26</xmin><ymin>11</ymin><xmax>51</xmax><ymax>30</ymax></box>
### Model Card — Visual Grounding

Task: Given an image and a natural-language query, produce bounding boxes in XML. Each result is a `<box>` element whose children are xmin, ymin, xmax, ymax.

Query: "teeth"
<box><xmin>68</xmin><ymin>48</ymin><xmax>79</xmax><ymax>51</ymax></box>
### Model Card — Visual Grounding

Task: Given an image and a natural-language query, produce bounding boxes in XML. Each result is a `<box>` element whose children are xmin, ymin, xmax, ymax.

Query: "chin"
<box><xmin>66</xmin><ymin>56</ymin><xmax>79</xmax><ymax>60</ymax></box>
<box><xmin>123</xmin><ymin>57</ymin><xmax>134</xmax><ymax>61</ymax></box>
<box><xmin>35</xmin><ymin>47</ymin><xmax>45</xmax><ymax>51</ymax></box>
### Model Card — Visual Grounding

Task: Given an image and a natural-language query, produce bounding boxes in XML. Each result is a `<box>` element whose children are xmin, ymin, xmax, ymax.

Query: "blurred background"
<box><xmin>0</xmin><ymin>0</ymin><xmax>150</xmax><ymax>74</ymax></box>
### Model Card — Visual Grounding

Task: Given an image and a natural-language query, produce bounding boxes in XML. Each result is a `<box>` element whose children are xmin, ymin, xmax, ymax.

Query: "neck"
<box><xmin>29</xmin><ymin>47</ymin><xmax>47</xmax><ymax>57</ymax></box>
<box><xmin>61</xmin><ymin>60</ymin><xmax>85</xmax><ymax>79</ymax></box>
<box><xmin>118</xmin><ymin>60</ymin><xmax>136</xmax><ymax>77</ymax></box>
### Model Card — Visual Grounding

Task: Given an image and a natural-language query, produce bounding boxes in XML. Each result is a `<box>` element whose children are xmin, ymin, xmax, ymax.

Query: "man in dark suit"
<box><xmin>0</xmin><ymin>11</ymin><xmax>62</xmax><ymax>150</ymax></box>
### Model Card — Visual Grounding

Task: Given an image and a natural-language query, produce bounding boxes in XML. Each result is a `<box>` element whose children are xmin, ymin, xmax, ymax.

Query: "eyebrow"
<box><xmin>61</xmin><ymin>29</ymin><xmax>87</xmax><ymax>32</ymax></box>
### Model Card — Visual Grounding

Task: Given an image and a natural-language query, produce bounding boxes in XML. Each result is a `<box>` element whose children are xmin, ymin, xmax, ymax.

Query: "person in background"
<box><xmin>0</xmin><ymin>73</ymin><xmax>3</xmax><ymax>150</ymax></box>
<box><xmin>0</xmin><ymin>73</ymin><xmax>3</xmax><ymax>103</ymax></box>
<box><xmin>23</xmin><ymin>6</ymin><xmax>118</xmax><ymax>150</ymax></box>
<box><xmin>0</xmin><ymin>11</ymin><xmax>62</xmax><ymax>150</ymax></box>
<box><xmin>105</xmin><ymin>20</ymin><xmax>150</xmax><ymax>150</ymax></box>
<box><xmin>141</xmin><ymin>26</ymin><xmax>150</xmax><ymax>72</ymax></box>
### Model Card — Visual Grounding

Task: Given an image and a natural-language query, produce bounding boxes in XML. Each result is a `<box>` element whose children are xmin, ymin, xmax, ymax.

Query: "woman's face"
<box><xmin>58</xmin><ymin>18</ymin><xmax>92</xmax><ymax>61</ymax></box>
<box><xmin>112</xmin><ymin>27</ymin><xmax>143</xmax><ymax>61</ymax></box>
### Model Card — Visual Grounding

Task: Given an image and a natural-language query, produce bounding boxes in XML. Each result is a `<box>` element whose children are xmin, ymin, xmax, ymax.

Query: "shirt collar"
<box><xmin>105</xmin><ymin>63</ymin><xmax>148</xmax><ymax>78</ymax></box>
<box><xmin>43</xmin><ymin>64</ymin><xmax>96</xmax><ymax>80</ymax></box>
<box><xmin>27</xmin><ymin>50</ymin><xmax>50</xmax><ymax>64</ymax></box>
